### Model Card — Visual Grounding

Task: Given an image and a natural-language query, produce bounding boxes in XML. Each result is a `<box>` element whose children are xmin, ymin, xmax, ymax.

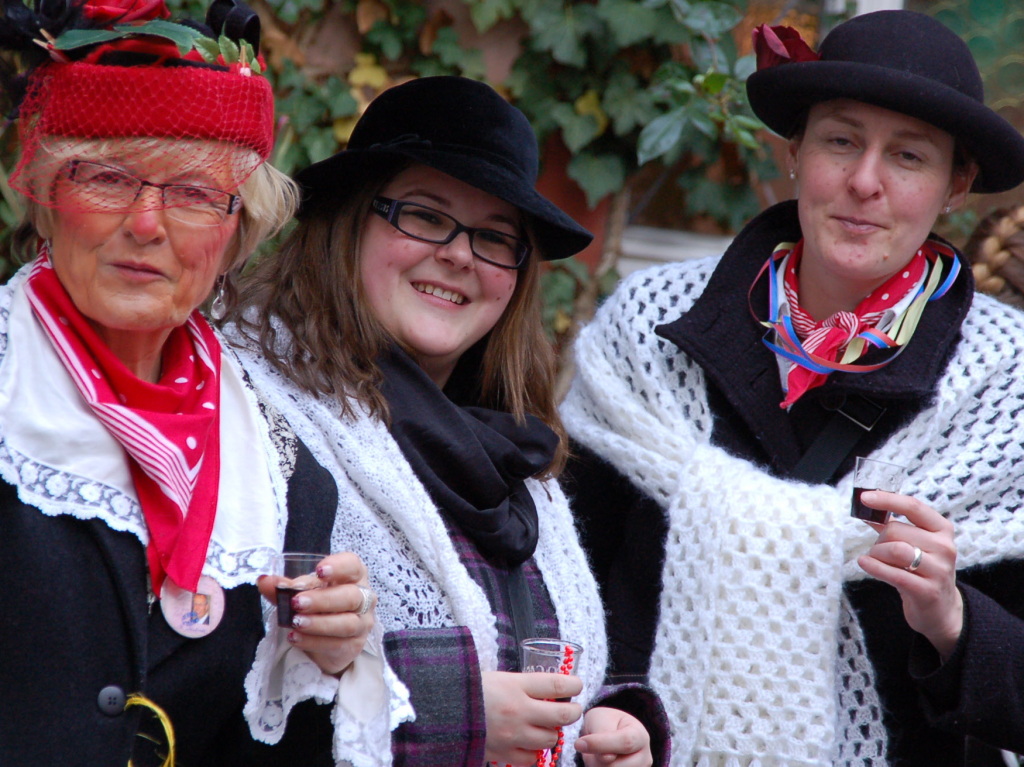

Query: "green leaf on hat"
<box><xmin>239</xmin><ymin>40</ymin><xmax>262</xmax><ymax>73</ymax></box>
<box><xmin>53</xmin><ymin>21</ymin><xmax>203</xmax><ymax>55</ymax></box>
<box><xmin>115</xmin><ymin>20</ymin><xmax>204</xmax><ymax>55</ymax></box>
<box><xmin>51</xmin><ymin>28</ymin><xmax>122</xmax><ymax>51</ymax></box>
<box><xmin>218</xmin><ymin>34</ymin><xmax>240</xmax><ymax>63</ymax></box>
<box><xmin>194</xmin><ymin>36</ymin><xmax>222</xmax><ymax>64</ymax></box>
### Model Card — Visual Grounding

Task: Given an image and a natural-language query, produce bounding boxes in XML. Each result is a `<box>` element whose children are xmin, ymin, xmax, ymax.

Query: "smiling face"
<box><xmin>358</xmin><ymin>164</ymin><xmax>521</xmax><ymax>387</ymax></box>
<box><xmin>790</xmin><ymin>99</ymin><xmax>976</xmax><ymax>319</ymax></box>
<box><xmin>41</xmin><ymin>146</ymin><xmax>240</xmax><ymax>380</ymax></box>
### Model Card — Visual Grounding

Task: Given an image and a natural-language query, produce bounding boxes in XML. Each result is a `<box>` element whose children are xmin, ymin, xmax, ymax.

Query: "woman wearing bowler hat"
<box><xmin>225</xmin><ymin>76</ymin><xmax>669</xmax><ymax>766</ymax></box>
<box><xmin>562</xmin><ymin>10</ymin><xmax>1024</xmax><ymax>767</ymax></box>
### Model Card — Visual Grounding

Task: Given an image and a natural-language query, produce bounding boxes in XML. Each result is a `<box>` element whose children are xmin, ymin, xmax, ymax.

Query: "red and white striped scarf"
<box><xmin>780</xmin><ymin>240</ymin><xmax>926</xmax><ymax>408</ymax></box>
<box><xmin>24</xmin><ymin>248</ymin><xmax>221</xmax><ymax>592</ymax></box>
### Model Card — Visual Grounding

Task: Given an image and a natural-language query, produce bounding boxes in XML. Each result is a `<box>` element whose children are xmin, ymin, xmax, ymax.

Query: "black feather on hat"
<box><xmin>295</xmin><ymin>76</ymin><xmax>594</xmax><ymax>261</ymax></box>
<box><xmin>746</xmin><ymin>10</ymin><xmax>1024</xmax><ymax>194</ymax></box>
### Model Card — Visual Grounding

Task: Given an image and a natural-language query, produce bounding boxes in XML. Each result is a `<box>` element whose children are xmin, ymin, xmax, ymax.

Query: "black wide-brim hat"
<box><xmin>747</xmin><ymin>10</ymin><xmax>1024</xmax><ymax>194</ymax></box>
<box><xmin>295</xmin><ymin>76</ymin><xmax>593</xmax><ymax>260</ymax></box>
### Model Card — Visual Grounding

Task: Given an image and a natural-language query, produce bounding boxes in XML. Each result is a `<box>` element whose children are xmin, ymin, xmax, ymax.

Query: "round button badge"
<box><xmin>159</xmin><ymin>575</ymin><xmax>225</xmax><ymax>638</ymax></box>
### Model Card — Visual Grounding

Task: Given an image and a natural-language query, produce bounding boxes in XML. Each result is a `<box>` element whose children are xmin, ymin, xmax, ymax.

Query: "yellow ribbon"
<box><xmin>125</xmin><ymin>693</ymin><xmax>176</xmax><ymax>767</ymax></box>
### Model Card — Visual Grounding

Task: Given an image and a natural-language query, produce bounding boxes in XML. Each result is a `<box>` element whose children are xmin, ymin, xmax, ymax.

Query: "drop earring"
<box><xmin>789</xmin><ymin>169</ymin><xmax>796</xmax><ymax>180</ymax></box>
<box><xmin>943</xmin><ymin>204</ymin><xmax>952</xmax><ymax>214</ymax></box>
<box><xmin>210</xmin><ymin>276</ymin><xmax>227</xmax><ymax>321</ymax></box>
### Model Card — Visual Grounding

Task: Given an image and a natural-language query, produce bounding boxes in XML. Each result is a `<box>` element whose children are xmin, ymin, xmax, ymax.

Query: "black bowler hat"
<box><xmin>747</xmin><ymin>10</ymin><xmax>1024</xmax><ymax>194</ymax></box>
<box><xmin>295</xmin><ymin>76</ymin><xmax>593</xmax><ymax>260</ymax></box>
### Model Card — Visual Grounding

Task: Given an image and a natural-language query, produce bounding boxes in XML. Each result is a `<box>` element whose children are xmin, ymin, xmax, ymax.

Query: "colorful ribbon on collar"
<box><xmin>749</xmin><ymin>239</ymin><xmax>960</xmax><ymax>378</ymax></box>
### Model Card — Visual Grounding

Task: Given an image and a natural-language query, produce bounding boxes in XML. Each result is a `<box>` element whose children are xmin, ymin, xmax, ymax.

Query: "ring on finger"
<box><xmin>906</xmin><ymin>546</ymin><xmax>923</xmax><ymax>572</ymax></box>
<box><xmin>355</xmin><ymin>584</ymin><xmax>375</xmax><ymax>616</ymax></box>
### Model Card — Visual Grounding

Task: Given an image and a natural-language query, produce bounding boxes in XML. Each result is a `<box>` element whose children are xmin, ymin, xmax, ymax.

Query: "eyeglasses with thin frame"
<box><xmin>61</xmin><ymin>160</ymin><xmax>242</xmax><ymax>226</ymax></box>
<box><xmin>371</xmin><ymin>196</ymin><xmax>531</xmax><ymax>270</ymax></box>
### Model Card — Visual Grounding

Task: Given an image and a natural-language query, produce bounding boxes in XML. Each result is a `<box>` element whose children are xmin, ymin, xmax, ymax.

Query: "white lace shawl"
<box><xmin>0</xmin><ymin>263</ymin><xmax>287</xmax><ymax>586</ymax></box>
<box><xmin>228</xmin><ymin>331</ymin><xmax>609</xmax><ymax>764</ymax></box>
<box><xmin>561</xmin><ymin>256</ymin><xmax>1024</xmax><ymax>767</ymax></box>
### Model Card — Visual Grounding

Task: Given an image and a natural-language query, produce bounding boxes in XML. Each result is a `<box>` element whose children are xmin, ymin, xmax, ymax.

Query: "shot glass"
<box><xmin>520</xmin><ymin>638</ymin><xmax>584</xmax><ymax>675</ymax></box>
<box><xmin>274</xmin><ymin>552</ymin><xmax>327</xmax><ymax>628</ymax></box>
<box><xmin>519</xmin><ymin>638</ymin><xmax>584</xmax><ymax>767</ymax></box>
<box><xmin>850</xmin><ymin>457</ymin><xmax>907</xmax><ymax>524</ymax></box>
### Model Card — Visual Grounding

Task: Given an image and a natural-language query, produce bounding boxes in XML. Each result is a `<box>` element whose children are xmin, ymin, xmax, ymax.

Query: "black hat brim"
<box><xmin>748</xmin><ymin>61</ymin><xmax>1024</xmax><ymax>194</ymax></box>
<box><xmin>295</xmin><ymin>144</ymin><xmax>593</xmax><ymax>261</ymax></box>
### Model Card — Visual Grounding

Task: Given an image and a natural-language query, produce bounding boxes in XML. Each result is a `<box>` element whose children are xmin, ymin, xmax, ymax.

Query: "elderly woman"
<box><xmin>0</xmin><ymin>1</ymin><xmax>388</xmax><ymax>764</ymax></box>
<box><xmin>226</xmin><ymin>76</ymin><xmax>668</xmax><ymax>766</ymax></box>
<box><xmin>562</xmin><ymin>10</ymin><xmax>1024</xmax><ymax>767</ymax></box>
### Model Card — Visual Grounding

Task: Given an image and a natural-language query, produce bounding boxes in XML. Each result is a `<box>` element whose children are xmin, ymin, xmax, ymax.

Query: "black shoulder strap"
<box><xmin>789</xmin><ymin>394</ymin><xmax>886</xmax><ymax>484</ymax></box>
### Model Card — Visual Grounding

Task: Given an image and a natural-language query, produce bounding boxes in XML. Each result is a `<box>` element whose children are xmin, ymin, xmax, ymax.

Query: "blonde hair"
<box><xmin>10</xmin><ymin>138</ymin><xmax>298</xmax><ymax>278</ymax></box>
<box><xmin>233</xmin><ymin>162</ymin><xmax>568</xmax><ymax>476</ymax></box>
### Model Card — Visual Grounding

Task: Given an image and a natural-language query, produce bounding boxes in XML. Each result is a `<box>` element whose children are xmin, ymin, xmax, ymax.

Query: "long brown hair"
<box><xmin>231</xmin><ymin>162</ymin><xmax>568</xmax><ymax>475</ymax></box>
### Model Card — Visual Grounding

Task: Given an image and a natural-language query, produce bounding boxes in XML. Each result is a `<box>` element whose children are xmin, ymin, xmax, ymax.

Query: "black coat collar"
<box><xmin>655</xmin><ymin>200</ymin><xmax>973</xmax><ymax>475</ymax></box>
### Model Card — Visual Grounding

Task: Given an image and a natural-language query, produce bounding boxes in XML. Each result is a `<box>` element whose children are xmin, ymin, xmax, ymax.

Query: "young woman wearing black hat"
<box><xmin>227</xmin><ymin>76</ymin><xmax>667</xmax><ymax>766</ymax></box>
<box><xmin>561</xmin><ymin>10</ymin><xmax>1024</xmax><ymax>767</ymax></box>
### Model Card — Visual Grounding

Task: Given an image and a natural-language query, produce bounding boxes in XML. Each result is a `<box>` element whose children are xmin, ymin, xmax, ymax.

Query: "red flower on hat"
<box><xmin>82</xmin><ymin>0</ymin><xmax>170</xmax><ymax>25</ymax></box>
<box><xmin>79</xmin><ymin>36</ymin><xmax>179</xmax><ymax>64</ymax></box>
<box><xmin>752</xmin><ymin>24</ymin><xmax>819</xmax><ymax>70</ymax></box>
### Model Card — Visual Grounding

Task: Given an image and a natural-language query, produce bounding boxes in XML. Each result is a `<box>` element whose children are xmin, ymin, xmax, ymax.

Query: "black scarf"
<box><xmin>378</xmin><ymin>346</ymin><xmax>558</xmax><ymax>566</ymax></box>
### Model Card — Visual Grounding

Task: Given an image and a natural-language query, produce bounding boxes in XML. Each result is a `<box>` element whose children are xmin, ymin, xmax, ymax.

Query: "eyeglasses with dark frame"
<box><xmin>371</xmin><ymin>196</ymin><xmax>531</xmax><ymax>270</ymax></box>
<box><xmin>62</xmin><ymin>160</ymin><xmax>242</xmax><ymax>226</ymax></box>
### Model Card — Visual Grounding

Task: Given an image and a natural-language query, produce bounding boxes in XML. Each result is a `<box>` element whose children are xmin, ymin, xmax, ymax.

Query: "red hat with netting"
<box><xmin>2</xmin><ymin>0</ymin><xmax>275</xmax><ymax>213</ymax></box>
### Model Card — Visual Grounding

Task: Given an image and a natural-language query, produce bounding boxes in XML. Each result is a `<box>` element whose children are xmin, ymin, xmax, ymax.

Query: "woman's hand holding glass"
<box><xmin>258</xmin><ymin>552</ymin><xmax>377</xmax><ymax>676</ymax></box>
<box><xmin>855</xmin><ymin>491</ymin><xmax>963</xmax><ymax>660</ymax></box>
<box><xmin>481</xmin><ymin>673</ymin><xmax>653</xmax><ymax>767</ymax></box>
<box><xmin>482</xmin><ymin>670</ymin><xmax>583</xmax><ymax>766</ymax></box>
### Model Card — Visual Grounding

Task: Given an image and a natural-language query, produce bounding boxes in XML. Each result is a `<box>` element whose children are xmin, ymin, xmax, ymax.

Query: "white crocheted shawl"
<box><xmin>562</xmin><ymin>256</ymin><xmax>1024</xmax><ymax>767</ymax></box>
<box><xmin>229</xmin><ymin>332</ymin><xmax>609</xmax><ymax>765</ymax></box>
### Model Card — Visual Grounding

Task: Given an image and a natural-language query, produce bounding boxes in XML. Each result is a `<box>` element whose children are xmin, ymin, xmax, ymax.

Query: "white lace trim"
<box><xmin>563</xmin><ymin>256</ymin><xmax>1024</xmax><ymax>767</ymax></box>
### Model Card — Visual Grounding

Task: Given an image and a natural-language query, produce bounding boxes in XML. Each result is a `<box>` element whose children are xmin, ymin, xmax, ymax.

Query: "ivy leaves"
<box><xmin>495</xmin><ymin>0</ymin><xmax>766</xmax><ymax>225</ymax></box>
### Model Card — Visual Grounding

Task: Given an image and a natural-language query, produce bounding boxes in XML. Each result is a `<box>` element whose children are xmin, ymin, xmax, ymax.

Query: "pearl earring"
<box><xmin>789</xmin><ymin>170</ymin><xmax>796</xmax><ymax>180</ymax></box>
<box><xmin>944</xmin><ymin>204</ymin><xmax>951</xmax><ymax>214</ymax></box>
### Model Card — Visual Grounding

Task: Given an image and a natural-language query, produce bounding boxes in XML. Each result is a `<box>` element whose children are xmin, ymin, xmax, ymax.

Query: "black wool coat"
<box><xmin>0</xmin><ymin>440</ymin><xmax>339</xmax><ymax>767</ymax></box>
